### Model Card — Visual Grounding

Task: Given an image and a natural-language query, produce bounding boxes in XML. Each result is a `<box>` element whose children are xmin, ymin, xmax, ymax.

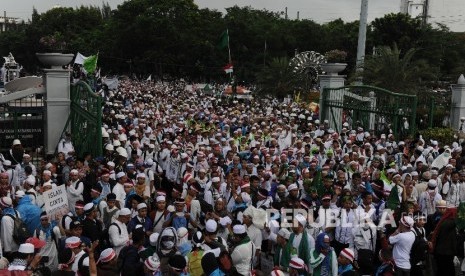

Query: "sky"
<box><xmin>2</xmin><ymin>0</ymin><xmax>465</xmax><ymax>32</ymax></box>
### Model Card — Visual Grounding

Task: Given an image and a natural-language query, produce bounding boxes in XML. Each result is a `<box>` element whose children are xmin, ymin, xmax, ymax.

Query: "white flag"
<box><xmin>146</xmin><ymin>74</ymin><xmax>152</xmax><ymax>81</ymax></box>
<box><xmin>74</xmin><ymin>52</ymin><xmax>87</xmax><ymax>65</ymax></box>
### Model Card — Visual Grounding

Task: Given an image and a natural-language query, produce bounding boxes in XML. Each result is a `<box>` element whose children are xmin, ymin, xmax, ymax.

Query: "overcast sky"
<box><xmin>3</xmin><ymin>0</ymin><xmax>464</xmax><ymax>31</ymax></box>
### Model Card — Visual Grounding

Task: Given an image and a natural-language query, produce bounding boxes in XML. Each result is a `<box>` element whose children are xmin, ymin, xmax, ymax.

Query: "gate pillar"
<box><xmin>451</xmin><ymin>74</ymin><xmax>465</xmax><ymax>131</ymax></box>
<box><xmin>44</xmin><ymin>68</ymin><xmax>71</xmax><ymax>154</ymax></box>
<box><xmin>319</xmin><ymin>74</ymin><xmax>345</xmax><ymax>132</ymax></box>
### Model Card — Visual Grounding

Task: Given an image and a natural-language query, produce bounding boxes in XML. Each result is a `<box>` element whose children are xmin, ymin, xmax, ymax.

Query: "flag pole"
<box><xmin>227</xmin><ymin>29</ymin><xmax>231</xmax><ymax>64</ymax></box>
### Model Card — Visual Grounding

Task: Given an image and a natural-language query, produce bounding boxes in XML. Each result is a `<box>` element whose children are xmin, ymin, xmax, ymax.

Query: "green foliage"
<box><xmin>357</xmin><ymin>43</ymin><xmax>435</xmax><ymax>94</ymax></box>
<box><xmin>255</xmin><ymin>57</ymin><xmax>297</xmax><ymax>99</ymax></box>
<box><xmin>324</xmin><ymin>49</ymin><xmax>347</xmax><ymax>63</ymax></box>
<box><xmin>0</xmin><ymin>2</ymin><xmax>464</xmax><ymax>87</ymax></box>
<box><xmin>419</xmin><ymin>127</ymin><xmax>457</xmax><ymax>147</ymax></box>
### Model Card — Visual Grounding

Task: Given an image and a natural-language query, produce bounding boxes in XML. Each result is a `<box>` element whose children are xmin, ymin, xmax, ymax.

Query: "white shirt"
<box><xmin>231</xmin><ymin>240</ymin><xmax>254</xmax><ymax>276</ymax></box>
<box><xmin>72</xmin><ymin>250</ymin><xmax>86</xmax><ymax>272</ymax></box>
<box><xmin>246</xmin><ymin>224</ymin><xmax>262</xmax><ymax>250</ymax></box>
<box><xmin>389</xmin><ymin>231</ymin><xmax>415</xmax><ymax>269</ymax></box>
<box><xmin>109</xmin><ymin>219</ymin><xmax>129</xmax><ymax>255</ymax></box>
<box><xmin>353</xmin><ymin>226</ymin><xmax>377</xmax><ymax>259</ymax></box>
<box><xmin>335</xmin><ymin>208</ymin><xmax>355</xmax><ymax>246</ymax></box>
<box><xmin>112</xmin><ymin>183</ymin><xmax>126</xmax><ymax>208</ymax></box>
<box><xmin>58</xmin><ymin>139</ymin><xmax>75</xmax><ymax>158</ymax></box>
<box><xmin>1</xmin><ymin>213</ymin><xmax>18</xmax><ymax>253</ymax></box>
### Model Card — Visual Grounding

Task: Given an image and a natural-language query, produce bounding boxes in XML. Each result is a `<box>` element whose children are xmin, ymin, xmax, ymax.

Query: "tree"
<box><xmin>358</xmin><ymin>43</ymin><xmax>435</xmax><ymax>94</ymax></box>
<box><xmin>371</xmin><ymin>13</ymin><xmax>425</xmax><ymax>53</ymax></box>
<box><xmin>255</xmin><ymin>57</ymin><xmax>298</xmax><ymax>99</ymax></box>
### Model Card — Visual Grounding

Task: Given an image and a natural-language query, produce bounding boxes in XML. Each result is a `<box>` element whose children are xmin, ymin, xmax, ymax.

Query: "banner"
<box><xmin>43</xmin><ymin>186</ymin><xmax>69</xmax><ymax>220</ymax></box>
<box><xmin>103</xmin><ymin>77</ymin><xmax>119</xmax><ymax>90</ymax></box>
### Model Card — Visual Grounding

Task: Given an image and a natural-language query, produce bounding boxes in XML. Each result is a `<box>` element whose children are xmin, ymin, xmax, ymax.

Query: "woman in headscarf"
<box><xmin>431</xmin><ymin>207</ymin><xmax>457</xmax><ymax>276</ymax></box>
<box><xmin>309</xmin><ymin>233</ymin><xmax>337</xmax><ymax>276</ymax></box>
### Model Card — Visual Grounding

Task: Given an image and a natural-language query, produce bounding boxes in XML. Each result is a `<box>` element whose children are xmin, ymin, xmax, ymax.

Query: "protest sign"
<box><xmin>43</xmin><ymin>186</ymin><xmax>69</xmax><ymax>220</ymax></box>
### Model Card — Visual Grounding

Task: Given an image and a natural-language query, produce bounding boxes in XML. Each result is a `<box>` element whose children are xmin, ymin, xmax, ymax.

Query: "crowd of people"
<box><xmin>0</xmin><ymin>79</ymin><xmax>462</xmax><ymax>276</ymax></box>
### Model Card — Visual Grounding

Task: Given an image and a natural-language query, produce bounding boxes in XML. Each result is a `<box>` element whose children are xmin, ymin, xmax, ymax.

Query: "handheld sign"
<box><xmin>43</xmin><ymin>185</ymin><xmax>69</xmax><ymax>220</ymax></box>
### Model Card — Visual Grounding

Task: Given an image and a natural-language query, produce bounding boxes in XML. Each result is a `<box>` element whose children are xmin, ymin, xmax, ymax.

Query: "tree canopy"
<box><xmin>0</xmin><ymin>1</ymin><xmax>464</xmax><ymax>92</ymax></box>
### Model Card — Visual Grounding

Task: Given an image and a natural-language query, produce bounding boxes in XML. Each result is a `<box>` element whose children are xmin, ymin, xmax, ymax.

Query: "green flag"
<box><xmin>83</xmin><ymin>54</ymin><xmax>98</xmax><ymax>73</ymax></box>
<box><xmin>386</xmin><ymin>185</ymin><xmax>400</xmax><ymax>210</ymax></box>
<box><xmin>217</xmin><ymin>30</ymin><xmax>229</xmax><ymax>49</ymax></box>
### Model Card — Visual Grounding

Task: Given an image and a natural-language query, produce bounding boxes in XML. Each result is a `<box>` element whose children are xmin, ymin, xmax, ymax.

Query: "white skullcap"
<box><xmin>219</xmin><ymin>216</ymin><xmax>232</xmax><ymax>227</ymax></box>
<box><xmin>116</xmin><ymin>172</ymin><xmax>126</xmax><ymax>179</ymax></box>
<box><xmin>295</xmin><ymin>213</ymin><xmax>307</xmax><ymax>226</ymax></box>
<box><xmin>137</xmin><ymin>173</ymin><xmax>146</xmax><ymax>179</ymax></box>
<box><xmin>144</xmin><ymin>254</ymin><xmax>161</xmax><ymax>272</ymax></box>
<box><xmin>156</xmin><ymin>196</ymin><xmax>166</xmax><ymax>202</ymax></box>
<box><xmin>15</xmin><ymin>190</ymin><xmax>25</xmax><ymax>198</ymax></box>
<box><xmin>205</xmin><ymin>219</ymin><xmax>218</xmax><ymax>233</ymax></box>
<box><xmin>65</xmin><ymin>237</ymin><xmax>81</xmax><ymax>248</ymax></box>
<box><xmin>400</xmin><ymin>216</ymin><xmax>414</xmax><ymax>228</ymax></box>
<box><xmin>119</xmin><ymin>208</ymin><xmax>131</xmax><ymax>216</ymax></box>
<box><xmin>287</xmin><ymin>184</ymin><xmax>298</xmax><ymax>191</ymax></box>
<box><xmin>137</xmin><ymin>203</ymin><xmax>147</xmax><ymax>210</ymax></box>
<box><xmin>0</xmin><ymin>197</ymin><xmax>12</xmax><ymax>208</ymax></box>
<box><xmin>43</xmin><ymin>170</ymin><xmax>52</xmax><ymax>176</ymax></box>
<box><xmin>289</xmin><ymin>257</ymin><xmax>305</xmax><ymax>269</ymax></box>
<box><xmin>428</xmin><ymin>179</ymin><xmax>438</xmax><ymax>188</ymax></box>
<box><xmin>149</xmin><ymin>233</ymin><xmax>159</xmax><ymax>247</ymax></box>
<box><xmin>18</xmin><ymin>243</ymin><xmax>35</xmax><ymax>254</ymax></box>
<box><xmin>340</xmin><ymin>248</ymin><xmax>355</xmax><ymax>263</ymax></box>
<box><xmin>25</xmin><ymin>175</ymin><xmax>36</xmax><ymax>186</ymax></box>
<box><xmin>107</xmin><ymin>161</ymin><xmax>115</xmax><ymax>167</ymax></box>
<box><xmin>97</xmin><ymin>248</ymin><xmax>116</xmax><ymax>264</ymax></box>
<box><xmin>270</xmin><ymin>269</ymin><xmax>285</xmax><ymax>276</ymax></box>
<box><xmin>233</xmin><ymin>224</ymin><xmax>246</xmax><ymax>234</ymax></box>
<box><xmin>211</xmin><ymin>177</ymin><xmax>220</xmax><ymax>182</ymax></box>
<box><xmin>277</xmin><ymin>228</ymin><xmax>291</xmax><ymax>240</ymax></box>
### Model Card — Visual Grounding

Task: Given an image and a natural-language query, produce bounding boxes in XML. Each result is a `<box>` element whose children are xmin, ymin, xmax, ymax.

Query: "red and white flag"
<box><xmin>223</xmin><ymin>63</ymin><xmax>233</xmax><ymax>73</ymax></box>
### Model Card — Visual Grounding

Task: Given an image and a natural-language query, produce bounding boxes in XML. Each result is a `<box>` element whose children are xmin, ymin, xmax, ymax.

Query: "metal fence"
<box><xmin>0</xmin><ymin>94</ymin><xmax>46</xmax><ymax>162</ymax></box>
<box><xmin>321</xmin><ymin>85</ymin><xmax>417</xmax><ymax>138</ymax></box>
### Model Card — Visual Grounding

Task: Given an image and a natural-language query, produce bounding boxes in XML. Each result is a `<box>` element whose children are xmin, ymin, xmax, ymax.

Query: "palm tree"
<box><xmin>357</xmin><ymin>43</ymin><xmax>435</xmax><ymax>94</ymax></box>
<box><xmin>255</xmin><ymin>57</ymin><xmax>299</xmax><ymax>99</ymax></box>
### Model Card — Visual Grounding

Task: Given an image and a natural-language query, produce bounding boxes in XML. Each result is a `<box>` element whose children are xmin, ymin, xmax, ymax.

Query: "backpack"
<box><xmin>61</xmin><ymin>213</ymin><xmax>74</xmax><ymax>229</ymax></box>
<box><xmin>187</xmin><ymin>250</ymin><xmax>204</xmax><ymax>276</ymax></box>
<box><xmin>101</xmin><ymin>222</ymin><xmax>121</xmax><ymax>250</ymax></box>
<box><xmin>6</xmin><ymin>210</ymin><xmax>29</xmax><ymax>244</ymax></box>
<box><xmin>410</xmin><ymin>228</ymin><xmax>428</xmax><ymax>265</ymax></box>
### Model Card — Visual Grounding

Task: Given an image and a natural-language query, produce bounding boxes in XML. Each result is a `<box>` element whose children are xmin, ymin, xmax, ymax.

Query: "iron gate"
<box><xmin>0</xmin><ymin>94</ymin><xmax>45</xmax><ymax>159</ymax></box>
<box><xmin>321</xmin><ymin>85</ymin><xmax>417</xmax><ymax>137</ymax></box>
<box><xmin>62</xmin><ymin>81</ymin><xmax>102</xmax><ymax>158</ymax></box>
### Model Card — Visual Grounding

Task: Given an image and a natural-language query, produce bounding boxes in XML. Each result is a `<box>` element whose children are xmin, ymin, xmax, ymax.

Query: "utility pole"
<box><xmin>285</xmin><ymin>7</ymin><xmax>288</xmax><ymax>20</ymax></box>
<box><xmin>355</xmin><ymin>0</ymin><xmax>368</xmax><ymax>80</ymax></box>
<box><xmin>297</xmin><ymin>11</ymin><xmax>300</xmax><ymax>20</ymax></box>
<box><xmin>422</xmin><ymin>0</ymin><xmax>429</xmax><ymax>26</ymax></box>
<box><xmin>3</xmin><ymin>11</ymin><xmax>6</xmax><ymax>32</ymax></box>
